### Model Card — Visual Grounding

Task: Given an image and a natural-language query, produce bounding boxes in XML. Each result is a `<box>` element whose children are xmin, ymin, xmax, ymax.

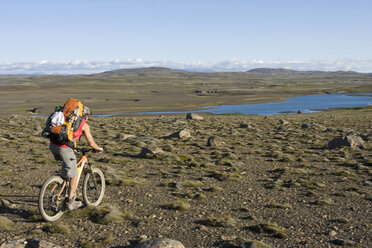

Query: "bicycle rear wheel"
<box><xmin>38</xmin><ymin>175</ymin><xmax>67</xmax><ymax>222</ymax></box>
<box><xmin>82</xmin><ymin>167</ymin><xmax>105</xmax><ymax>206</ymax></box>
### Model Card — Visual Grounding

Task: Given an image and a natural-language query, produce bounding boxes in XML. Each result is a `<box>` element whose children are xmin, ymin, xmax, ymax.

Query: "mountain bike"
<box><xmin>38</xmin><ymin>148</ymin><xmax>105</xmax><ymax>222</ymax></box>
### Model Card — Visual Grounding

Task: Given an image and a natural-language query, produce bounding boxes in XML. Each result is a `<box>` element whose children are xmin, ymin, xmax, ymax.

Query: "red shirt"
<box><xmin>51</xmin><ymin>119</ymin><xmax>87</xmax><ymax>148</ymax></box>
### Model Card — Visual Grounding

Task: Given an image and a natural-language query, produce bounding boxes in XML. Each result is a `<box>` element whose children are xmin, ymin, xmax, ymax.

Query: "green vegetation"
<box><xmin>164</xmin><ymin>198</ymin><xmax>191</xmax><ymax>211</ymax></box>
<box><xmin>42</xmin><ymin>223</ymin><xmax>70</xmax><ymax>234</ymax></box>
<box><xmin>199</xmin><ymin>216</ymin><xmax>237</xmax><ymax>227</ymax></box>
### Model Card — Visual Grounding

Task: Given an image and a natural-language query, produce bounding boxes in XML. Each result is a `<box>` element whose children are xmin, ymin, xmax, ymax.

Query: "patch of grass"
<box><xmin>313</xmin><ymin>198</ymin><xmax>334</xmax><ymax>206</ymax></box>
<box><xmin>206</xmin><ymin>185</ymin><xmax>224</xmax><ymax>192</ymax></box>
<box><xmin>27</xmin><ymin>207</ymin><xmax>43</xmax><ymax>221</ymax></box>
<box><xmin>266</xmin><ymin>202</ymin><xmax>292</xmax><ymax>209</ymax></box>
<box><xmin>193</xmin><ymin>193</ymin><xmax>207</xmax><ymax>200</ymax></box>
<box><xmin>218</xmin><ymin>158</ymin><xmax>235</xmax><ymax>166</ymax></box>
<box><xmin>280</xmin><ymin>155</ymin><xmax>296</xmax><ymax>162</ymax></box>
<box><xmin>0</xmin><ymin>170</ymin><xmax>12</xmax><ymax>176</ymax></box>
<box><xmin>84</xmin><ymin>206</ymin><xmax>130</xmax><ymax>225</ymax></box>
<box><xmin>107</xmin><ymin>176</ymin><xmax>146</xmax><ymax>187</ymax></box>
<box><xmin>248</xmin><ymin>223</ymin><xmax>288</xmax><ymax>239</ymax></box>
<box><xmin>42</xmin><ymin>223</ymin><xmax>69</xmax><ymax>234</ymax></box>
<box><xmin>177</xmin><ymin>154</ymin><xmax>193</xmax><ymax>162</ymax></box>
<box><xmin>209</xmin><ymin>170</ymin><xmax>242</xmax><ymax>181</ymax></box>
<box><xmin>0</xmin><ymin>216</ymin><xmax>14</xmax><ymax>231</ymax></box>
<box><xmin>164</xmin><ymin>199</ymin><xmax>191</xmax><ymax>211</ymax></box>
<box><xmin>333</xmin><ymin>169</ymin><xmax>354</xmax><ymax>177</ymax></box>
<box><xmin>103</xmin><ymin>234</ymin><xmax>116</xmax><ymax>244</ymax></box>
<box><xmin>199</xmin><ymin>216</ymin><xmax>237</xmax><ymax>228</ymax></box>
<box><xmin>201</xmin><ymin>162</ymin><xmax>215</xmax><ymax>168</ymax></box>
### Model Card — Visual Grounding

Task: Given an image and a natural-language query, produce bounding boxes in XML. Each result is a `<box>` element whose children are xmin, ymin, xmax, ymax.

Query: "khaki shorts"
<box><xmin>49</xmin><ymin>143</ymin><xmax>78</xmax><ymax>179</ymax></box>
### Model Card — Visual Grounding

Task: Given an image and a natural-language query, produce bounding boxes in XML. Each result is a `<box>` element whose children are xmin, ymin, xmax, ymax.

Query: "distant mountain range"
<box><xmin>96</xmin><ymin>67</ymin><xmax>193</xmax><ymax>77</ymax></box>
<box><xmin>1</xmin><ymin>67</ymin><xmax>369</xmax><ymax>77</ymax></box>
<box><xmin>246</xmin><ymin>68</ymin><xmax>361</xmax><ymax>76</ymax></box>
<box><xmin>95</xmin><ymin>66</ymin><xmax>368</xmax><ymax>77</ymax></box>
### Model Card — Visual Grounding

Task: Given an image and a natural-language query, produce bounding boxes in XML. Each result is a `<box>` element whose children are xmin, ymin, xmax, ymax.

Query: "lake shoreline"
<box><xmin>87</xmin><ymin>93</ymin><xmax>372</xmax><ymax>117</ymax></box>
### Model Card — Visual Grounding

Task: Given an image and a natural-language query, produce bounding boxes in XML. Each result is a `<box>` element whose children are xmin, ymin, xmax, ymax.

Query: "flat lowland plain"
<box><xmin>1</xmin><ymin>67</ymin><xmax>372</xmax><ymax>115</ymax></box>
<box><xmin>0</xmin><ymin>68</ymin><xmax>372</xmax><ymax>247</ymax></box>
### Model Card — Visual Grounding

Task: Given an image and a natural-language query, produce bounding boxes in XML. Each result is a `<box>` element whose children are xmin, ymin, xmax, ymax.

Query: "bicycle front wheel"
<box><xmin>38</xmin><ymin>175</ymin><xmax>66</xmax><ymax>222</ymax></box>
<box><xmin>82</xmin><ymin>167</ymin><xmax>105</xmax><ymax>206</ymax></box>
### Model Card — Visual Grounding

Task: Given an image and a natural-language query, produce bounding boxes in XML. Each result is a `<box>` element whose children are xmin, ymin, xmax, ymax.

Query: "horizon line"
<box><xmin>1</xmin><ymin>58</ymin><xmax>372</xmax><ymax>75</ymax></box>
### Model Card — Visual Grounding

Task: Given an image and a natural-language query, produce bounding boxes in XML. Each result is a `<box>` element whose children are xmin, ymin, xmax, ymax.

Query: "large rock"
<box><xmin>135</xmin><ymin>238</ymin><xmax>185</xmax><ymax>248</ymax></box>
<box><xmin>207</xmin><ymin>136</ymin><xmax>223</xmax><ymax>147</ymax></box>
<box><xmin>186</xmin><ymin>113</ymin><xmax>203</xmax><ymax>120</ymax></box>
<box><xmin>139</xmin><ymin>145</ymin><xmax>165</xmax><ymax>157</ymax></box>
<box><xmin>279</xmin><ymin>119</ymin><xmax>289</xmax><ymax>125</ymax></box>
<box><xmin>115</xmin><ymin>133</ymin><xmax>136</xmax><ymax>140</ymax></box>
<box><xmin>328</xmin><ymin>132</ymin><xmax>366</xmax><ymax>149</ymax></box>
<box><xmin>166</xmin><ymin>129</ymin><xmax>191</xmax><ymax>139</ymax></box>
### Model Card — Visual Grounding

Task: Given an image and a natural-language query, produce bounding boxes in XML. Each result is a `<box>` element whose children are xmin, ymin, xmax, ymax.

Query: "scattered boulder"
<box><xmin>115</xmin><ymin>133</ymin><xmax>136</xmax><ymax>140</ymax></box>
<box><xmin>328</xmin><ymin>230</ymin><xmax>337</xmax><ymax>237</ymax></box>
<box><xmin>240</xmin><ymin>122</ymin><xmax>252</xmax><ymax>128</ymax></box>
<box><xmin>279</xmin><ymin>119</ymin><xmax>289</xmax><ymax>125</ymax></box>
<box><xmin>301</xmin><ymin>122</ymin><xmax>325</xmax><ymax>130</ymax></box>
<box><xmin>186</xmin><ymin>113</ymin><xmax>203</xmax><ymax>120</ymax></box>
<box><xmin>135</xmin><ymin>238</ymin><xmax>185</xmax><ymax>248</ymax></box>
<box><xmin>328</xmin><ymin>132</ymin><xmax>366</xmax><ymax>149</ymax></box>
<box><xmin>277</xmin><ymin>126</ymin><xmax>286</xmax><ymax>131</ymax></box>
<box><xmin>139</xmin><ymin>145</ymin><xmax>164</xmax><ymax>157</ymax></box>
<box><xmin>301</xmin><ymin>123</ymin><xmax>315</xmax><ymax>129</ymax></box>
<box><xmin>361</xmin><ymin>133</ymin><xmax>372</xmax><ymax>142</ymax></box>
<box><xmin>229</xmin><ymin>129</ymin><xmax>239</xmax><ymax>136</ymax></box>
<box><xmin>166</xmin><ymin>129</ymin><xmax>191</xmax><ymax>139</ymax></box>
<box><xmin>1</xmin><ymin>199</ymin><xmax>12</xmax><ymax>208</ymax></box>
<box><xmin>207</xmin><ymin>136</ymin><xmax>223</xmax><ymax>147</ymax></box>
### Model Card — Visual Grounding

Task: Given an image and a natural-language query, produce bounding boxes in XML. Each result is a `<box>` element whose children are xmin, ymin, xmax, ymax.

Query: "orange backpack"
<box><xmin>42</xmin><ymin>98</ymin><xmax>84</xmax><ymax>148</ymax></box>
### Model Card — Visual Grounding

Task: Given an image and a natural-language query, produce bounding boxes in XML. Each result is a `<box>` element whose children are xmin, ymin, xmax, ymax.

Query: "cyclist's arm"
<box><xmin>82</xmin><ymin>123</ymin><xmax>103</xmax><ymax>152</ymax></box>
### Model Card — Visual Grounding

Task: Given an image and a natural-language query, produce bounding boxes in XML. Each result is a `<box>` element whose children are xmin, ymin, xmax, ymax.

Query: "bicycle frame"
<box><xmin>54</xmin><ymin>153</ymin><xmax>89</xmax><ymax>201</ymax></box>
<box><xmin>76</xmin><ymin>153</ymin><xmax>88</xmax><ymax>183</ymax></box>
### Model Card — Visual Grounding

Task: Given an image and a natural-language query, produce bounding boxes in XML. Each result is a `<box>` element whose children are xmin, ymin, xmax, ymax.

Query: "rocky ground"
<box><xmin>0</xmin><ymin>108</ymin><xmax>371</xmax><ymax>247</ymax></box>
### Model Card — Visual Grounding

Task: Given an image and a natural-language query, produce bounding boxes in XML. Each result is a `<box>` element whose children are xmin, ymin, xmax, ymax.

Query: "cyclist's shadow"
<box><xmin>0</xmin><ymin>194</ymin><xmax>38</xmax><ymax>221</ymax></box>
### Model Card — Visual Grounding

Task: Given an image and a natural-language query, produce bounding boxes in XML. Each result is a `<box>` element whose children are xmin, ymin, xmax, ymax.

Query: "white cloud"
<box><xmin>0</xmin><ymin>58</ymin><xmax>372</xmax><ymax>75</ymax></box>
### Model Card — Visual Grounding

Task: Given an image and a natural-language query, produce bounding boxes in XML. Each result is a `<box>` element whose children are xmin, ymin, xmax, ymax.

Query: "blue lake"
<box><xmin>97</xmin><ymin>93</ymin><xmax>372</xmax><ymax>116</ymax></box>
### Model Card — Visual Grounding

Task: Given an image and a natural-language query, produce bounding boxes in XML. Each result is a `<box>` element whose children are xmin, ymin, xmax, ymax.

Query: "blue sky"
<box><xmin>1</xmin><ymin>0</ymin><xmax>372</xmax><ymax>74</ymax></box>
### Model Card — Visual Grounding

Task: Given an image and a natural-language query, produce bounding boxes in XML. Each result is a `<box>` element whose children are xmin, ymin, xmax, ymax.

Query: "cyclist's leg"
<box><xmin>49</xmin><ymin>143</ymin><xmax>78</xmax><ymax>180</ymax></box>
<box><xmin>49</xmin><ymin>143</ymin><xmax>81</xmax><ymax>209</ymax></box>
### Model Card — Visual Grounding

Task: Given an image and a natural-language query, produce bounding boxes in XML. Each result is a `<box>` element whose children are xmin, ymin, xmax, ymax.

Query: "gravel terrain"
<box><xmin>0</xmin><ymin>108</ymin><xmax>371</xmax><ymax>247</ymax></box>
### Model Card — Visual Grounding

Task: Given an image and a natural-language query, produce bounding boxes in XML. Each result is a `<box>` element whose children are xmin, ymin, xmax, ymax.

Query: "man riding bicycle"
<box><xmin>49</xmin><ymin>105</ymin><xmax>103</xmax><ymax>210</ymax></box>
